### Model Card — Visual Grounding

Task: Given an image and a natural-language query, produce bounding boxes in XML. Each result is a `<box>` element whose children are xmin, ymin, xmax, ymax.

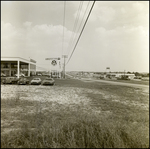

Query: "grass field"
<box><xmin>1</xmin><ymin>79</ymin><xmax>149</xmax><ymax>148</ymax></box>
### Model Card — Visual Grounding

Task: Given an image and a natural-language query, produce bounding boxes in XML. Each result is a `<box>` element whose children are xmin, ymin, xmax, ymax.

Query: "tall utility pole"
<box><xmin>62</xmin><ymin>55</ymin><xmax>68</xmax><ymax>78</ymax></box>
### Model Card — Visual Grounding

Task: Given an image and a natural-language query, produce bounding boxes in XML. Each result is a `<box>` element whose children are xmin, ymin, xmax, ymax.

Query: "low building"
<box><xmin>1</xmin><ymin>57</ymin><xmax>36</xmax><ymax>78</ymax></box>
<box><xmin>113</xmin><ymin>73</ymin><xmax>135</xmax><ymax>80</ymax></box>
<box><xmin>101</xmin><ymin>73</ymin><xmax>135</xmax><ymax>80</ymax></box>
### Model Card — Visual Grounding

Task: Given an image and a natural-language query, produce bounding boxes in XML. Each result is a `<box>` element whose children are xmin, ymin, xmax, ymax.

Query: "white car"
<box><xmin>1</xmin><ymin>72</ymin><xmax>6</xmax><ymax>77</ymax></box>
<box><xmin>15</xmin><ymin>73</ymin><xmax>25</xmax><ymax>77</ymax></box>
<box><xmin>30</xmin><ymin>78</ymin><xmax>42</xmax><ymax>85</ymax></box>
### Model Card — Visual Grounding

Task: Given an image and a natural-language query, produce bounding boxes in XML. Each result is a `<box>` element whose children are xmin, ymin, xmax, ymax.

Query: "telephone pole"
<box><xmin>62</xmin><ymin>55</ymin><xmax>68</xmax><ymax>78</ymax></box>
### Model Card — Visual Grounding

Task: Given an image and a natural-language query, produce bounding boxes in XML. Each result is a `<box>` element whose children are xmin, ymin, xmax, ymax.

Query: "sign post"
<box><xmin>45</xmin><ymin>57</ymin><xmax>60</xmax><ymax>78</ymax></box>
<box><xmin>106</xmin><ymin>67</ymin><xmax>110</xmax><ymax>74</ymax></box>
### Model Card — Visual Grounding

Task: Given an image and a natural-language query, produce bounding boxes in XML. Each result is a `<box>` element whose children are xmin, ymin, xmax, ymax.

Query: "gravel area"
<box><xmin>1</xmin><ymin>84</ymin><xmax>148</xmax><ymax>111</ymax></box>
<box><xmin>1</xmin><ymin>85</ymin><xmax>91</xmax><ymax>105</ymax></box>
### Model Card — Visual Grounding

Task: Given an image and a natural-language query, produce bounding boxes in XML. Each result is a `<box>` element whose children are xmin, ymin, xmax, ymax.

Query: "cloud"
<box><xmin>88</xmin><ymin>1</ymin><xmax>148</xmax><ymax>30</ymax></box>
<box><xmin>1</xmin><ymin>1</ymin><xmax>149</xmax><ymax>72</ymax></box>
<box><xmin>132</xmin><ymin>2</ymin><xmax>144</xmax><ymax>12</ymax></box>
<box><xmin>94</xmin><ymin>25</ymin><xmax>149</xmax><ymax>72</ymax></box>
<box><xmin>1</xmin><ymin>21</ymin><xmax>17</xmax><ymax>38</ymax></box>
<box><xmin>23</xmin><ymin>21</ymin><xmax>32</xmax><ymax>27</ymax></box>
<box><xmin>1</xmin><ymin>21</ymin><xmax>75</xmax><ymax>67</ymax></box>
<box><xmin>97</xmin><ymin>6</ymin><xmax>116</xmax><ymax>24</ymax></box>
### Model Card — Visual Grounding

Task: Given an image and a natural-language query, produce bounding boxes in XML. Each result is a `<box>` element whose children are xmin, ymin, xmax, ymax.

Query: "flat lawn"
<box><xmin>1</xmin><ymin>79</ymin><xmax>149</xmax><ymax>148</ymax></box>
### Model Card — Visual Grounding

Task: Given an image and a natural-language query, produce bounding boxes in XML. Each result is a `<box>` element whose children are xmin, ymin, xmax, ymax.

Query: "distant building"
<box><xmin>93</xmin><ymin>72</ymin><xmax>135</xmax><ymax>80</ymax></box>
<box><xmin>1</xmin><ymin>57</ymin><xmax>36</xmax><ymax>78</ymax></box>
<box><xmin>108</xmin><ymin>73</ymin><xmax>135</xmax><ymax>80</ymax></box>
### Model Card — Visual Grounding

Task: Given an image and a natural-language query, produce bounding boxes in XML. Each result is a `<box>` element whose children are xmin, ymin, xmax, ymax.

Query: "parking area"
<box><xmin>1</xmin><ymin>76</ymin><xmax>58</xmax><ymax>85</ymax></box>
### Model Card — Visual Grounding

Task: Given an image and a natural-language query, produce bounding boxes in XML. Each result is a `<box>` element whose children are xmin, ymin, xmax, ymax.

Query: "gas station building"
<box><xmin>1</xmin><ymin>57</ymin><xmax>36</xmax><ymax>78</ymax></box>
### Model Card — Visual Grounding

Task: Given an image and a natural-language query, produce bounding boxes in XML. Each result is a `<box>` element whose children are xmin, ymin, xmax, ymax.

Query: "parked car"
<box><xmin>42</xmin><ymin>78</ymin><xmax>55</xmax><ymax>85</ymax></box>
<box><xmin>30</xmin><ymin>78</ymin><xmax>42</xmax><ymax>85</ymax></box>
<box><xmin>17</xmin><ymin>78</ymin><xmax>30</xmax><ymax>85</ymax></box>
<box><xmin>15</xmin><ymin>73</ymin><xmax>25</xmax><ymax>77</ymax></box>
<box><xmin>52</xmin><ymin>74</ymin><xmax>60</xmax><ymax>78</ymax></box>
<box><xmin>2</xmin><ymin>77</ymin><xmax>20</xmax><ymax>84</ymax></box>
<box><xmin>42</xmin><ymin>73</ymin><xmax>50</xmax><ymax>77</ymax></box>
<box><xmin>100</xmin><ymin>75</ymin><xmax>104</xmax><ymax>79</ymax></box>
<box><xmin>1</xmin><ymin>72</ymin><xmax>6</xmax><ymax>77</ymax></box>
<box><xmin>1</xmin><ymin>73</ymin><xmax>7</xmax><ymax>84</ymax></box>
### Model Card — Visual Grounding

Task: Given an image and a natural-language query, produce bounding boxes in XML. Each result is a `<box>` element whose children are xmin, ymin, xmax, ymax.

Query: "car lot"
<box><xmin>1</xmin><ymin>76</ymin><xmax>56</xmax><ymax>85</ymax></box>
<box><xmin>2</xmin><ymin>77</ymin><xmax>19</xmax><ymax>84</ymax></box>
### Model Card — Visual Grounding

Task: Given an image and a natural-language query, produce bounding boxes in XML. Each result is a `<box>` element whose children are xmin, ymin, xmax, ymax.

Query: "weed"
<box><xmin>1</xmin><ymin>83</ymin><xmax>149</xmax><ymax>148</ymax></box>
<box><xmin>1</xmin><ymin>98</ymin><xmax>149</xmax><ymax>148</ymax></box>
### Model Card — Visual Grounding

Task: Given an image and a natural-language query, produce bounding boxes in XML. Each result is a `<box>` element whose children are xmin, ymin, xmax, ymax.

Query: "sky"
<box><xmin>1</xmin><ymin>1</ymin><xmax>149</xmax><ymax>72</ymax></box>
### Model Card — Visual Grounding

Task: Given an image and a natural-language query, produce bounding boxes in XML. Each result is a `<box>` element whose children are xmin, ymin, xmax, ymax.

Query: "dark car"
<box><xmin>15</xmin><ymin>73</ymin><xmax>25</xmax><ymax>77</ymax></box>
<box><xmin>17</xmin><ymin>78</ymin><xmax>30</xmax><ymax>85</ymax></box>
<box><xmin>1</xmin><ymin>73</ymin><xmax>7</xmax><ymax>84</ymax></box>
<box><xmin>30</xmin><ymin>78</ymin><xmax>42</xmax><ymax>85</ymax></box>
<box><xmin>42</xmin><ymin>78</ymin><xmax>55</xmax><ymax>85</ymax></box>
<box><xmin>2</xmin><ymin>77</ymin><xmax>19</xmax><ymax>84</ymax></box>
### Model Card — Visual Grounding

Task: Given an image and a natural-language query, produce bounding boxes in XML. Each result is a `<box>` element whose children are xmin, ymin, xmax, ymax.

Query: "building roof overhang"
<box><xmin>1</xmin><ymin>57</ymin><xmax>36</xmax><ymax>65</ymax></box>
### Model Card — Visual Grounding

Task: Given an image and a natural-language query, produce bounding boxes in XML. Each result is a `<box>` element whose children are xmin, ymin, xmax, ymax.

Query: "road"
<box><xmin>65</xmin><ymin>73</ymin><xmax>148</xmax><ymax>85</ymax></box>
<box><xmin>65</xmin><ymin>74</ymin><xmax>149</xmax><ymax>93</ymax></box>
<box><xmin>80</xmin><ymin>78</ymin><xmax>149</xmax><ymax>88</ymax></box>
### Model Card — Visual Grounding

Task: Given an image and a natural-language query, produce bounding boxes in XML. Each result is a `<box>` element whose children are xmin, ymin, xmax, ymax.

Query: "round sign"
<box><xmin>51</xmin><ymin>60</ymin><xmax>57</xmax><ymax>66</ymax></box>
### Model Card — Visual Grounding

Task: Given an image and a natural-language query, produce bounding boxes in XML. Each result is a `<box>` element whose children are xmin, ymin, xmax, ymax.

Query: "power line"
<box><xmin>76</xmin><ymin>1</ymin><xmax>90</xmax><ymax>37</ymax></box>
<box><xmin>66</xmin><ymin>1</ymin><xmax>83</xmax><ymax>55</ymax></box>
<box><xmin>67</xmin><ymin>1</ymin><xmax>90</xmax><ymax>56</ymax></box>
<box><xmin>62</xmin><ymin>1</ymin><xmax>66</xmax><ymax>56</ymax></box>
<box><xmin>66</xmin><ymin>1</ymin><xmax>96</xmax><ymax>65</ymax></box>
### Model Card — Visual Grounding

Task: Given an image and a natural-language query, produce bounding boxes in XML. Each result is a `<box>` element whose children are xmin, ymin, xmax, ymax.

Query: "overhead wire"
<box><xmin>67</xmin><ymin>1</ymin><xmax>90</xmax><ymax>56</ymax></box>
<box><xmin>66</xmin><ymin>1</ymin><xmax>83</xmax><ymax>55</ymax></box>
<box><xmin>76</xmin><ymin>1</ymin><xmax>90</xmax><ymax>37</ymax></box>
<box><xmin>62</xmin><ymin>1</ymin><xmax>66</xmax><ymax>56</ymax></box>
<box><xmin>66</xmin><ymin>1</ymin><xmax>96</xmax><ymax>65</ymax></box>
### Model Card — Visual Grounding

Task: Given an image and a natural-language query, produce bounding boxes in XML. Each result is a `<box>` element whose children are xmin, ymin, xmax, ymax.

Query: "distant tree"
<box><xmin>147</xmin><ymin>73</ymin><xmax>149</xmax><ymax>77</ymax></box>
<box><xmin>127</xmin><ymin>71</ymin><xmax>131</xmax><ymax>74</ymax></box>
<box><xmin>141</xmin><ymin>73</ymin><xmax>149</xmax><ymax>77</ymax></box>
<box><xmin>135</xmin><ymin>72</ymin><xmax>140</xmax><ymax>76</ymax></box>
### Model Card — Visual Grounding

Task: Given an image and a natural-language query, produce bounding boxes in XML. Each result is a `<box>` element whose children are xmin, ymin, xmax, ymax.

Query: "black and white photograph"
<box><xmin>1</xmin><ymin>1</ymin><xmax>149</xmax><ymax>148</ymax></box>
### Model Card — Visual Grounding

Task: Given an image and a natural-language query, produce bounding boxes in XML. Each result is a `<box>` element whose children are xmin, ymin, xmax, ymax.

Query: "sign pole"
<box><xmin>45</xmin><ymin>57</ymin><xmax>60</xmax><ymax>78</ymax></box>
<box><xmin>62</xmin><ymin>55</ymin><xmax>68</xmax><ymax>79</ymax></box>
